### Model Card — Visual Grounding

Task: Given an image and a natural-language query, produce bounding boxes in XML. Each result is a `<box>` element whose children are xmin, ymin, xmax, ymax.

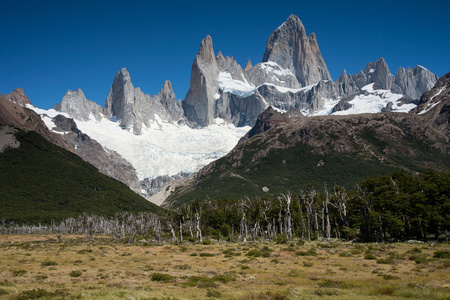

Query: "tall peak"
<box><xmin>161</xmin><ymin>80</ymin><xmax>174</xmax><ymax>94</ymax></box>
<box><xmin>197</xmin><ymin>35</ymin><xmax>216</xmax><ymax>63</ymax></box>
<box><xmin>262</xmin><ymin>14</ymin><xmax>331</xmax><ymax>86</ymax></box>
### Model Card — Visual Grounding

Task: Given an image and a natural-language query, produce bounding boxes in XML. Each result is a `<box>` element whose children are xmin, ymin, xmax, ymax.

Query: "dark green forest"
<box><xmin>0</xmin><ymin>129</ymin><xmax>162</xmax><ymax>224</ymax></box>
<box><xmin>169</xmin><ymin>170</ymin><xmax>449</xmax><ymax>243</ymax></box>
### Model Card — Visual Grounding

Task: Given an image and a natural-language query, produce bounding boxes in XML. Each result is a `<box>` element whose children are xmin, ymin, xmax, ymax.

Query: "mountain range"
<box><xmin>1</xmin><ymin>14</ymin><xmax>445</xmax><ymax>207</ymax></box>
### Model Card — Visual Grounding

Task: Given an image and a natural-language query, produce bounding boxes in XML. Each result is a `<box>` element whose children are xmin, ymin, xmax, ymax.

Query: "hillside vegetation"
<box><xmin>166</xmin><ymin>112</ymin><xmax>450</xmax><ymax>206</ymax></box>
<box><xmin>0</xmin><ymin>129</ymin><xmax>162</xmax><ymax>224</ymax></box>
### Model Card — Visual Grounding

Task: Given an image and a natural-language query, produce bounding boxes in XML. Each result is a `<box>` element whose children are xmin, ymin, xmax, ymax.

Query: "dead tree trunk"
<box><xmin>195</xmin><ymin>211</ymin><xmax>202</xmax><ymax>243</ymax></box>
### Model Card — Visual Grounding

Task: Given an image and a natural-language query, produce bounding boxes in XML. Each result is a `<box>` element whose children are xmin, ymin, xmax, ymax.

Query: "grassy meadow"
<box><xmin>0</xmin><ymin>235</ymin><xmax>449</xmax><ymax>299</ymax></box>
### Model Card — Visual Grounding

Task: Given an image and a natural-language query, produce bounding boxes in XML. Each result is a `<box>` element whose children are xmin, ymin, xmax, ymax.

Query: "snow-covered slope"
<box><xmin>28</xmin><ymin>105</ymin><xmax>249</xmax><ymax>181</ymax></box>
<box><xmin>315</xmin><ymin>83</ymin><xmax>416</xmax><ymax>116</ymax></box>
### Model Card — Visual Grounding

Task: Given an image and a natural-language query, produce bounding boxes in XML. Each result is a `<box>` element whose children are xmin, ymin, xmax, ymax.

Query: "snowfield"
<box><xmin>28</xmin><ymin>105</ymin><xmax>250</xmax><ymax>181</ymax></box>
<box><xmin>331</xmin><ymin>84</ymin><xmax>416</xmax><ymax>115</ymax></box>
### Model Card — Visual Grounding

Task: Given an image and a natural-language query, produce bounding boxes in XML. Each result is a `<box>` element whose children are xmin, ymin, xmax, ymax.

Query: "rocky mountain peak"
<box><xmin>3</xmin><ymin>88</ymin><xmax>32</xmax><ymax>106</ymax></box>
<box><xmin>161</xmin><ymin>80</ymin><xmax>174</xmax><ymax>94</ymax></box>
<box><xmin>262</xmin><ymin>14</ymin><xmax>332</xmax><ymax>87</ymax></box>
<box><xmin>395</xmin><ymin>65</ymin><xmax>439</xmax><ymax>100</ymax></box>
<box><xmin>197</xmin><ymin>35</ymin><xmax>216</xmax><ymax>64</ymax></box>
<box><xmin>182</xmin><ymin>35</ymin><xmax>220</xmax><ymax>126</ymax></box>
<box><xmin>54</xmin><ymin>88</ymin><xmax>103</xmax><ymax>122</ymax></box>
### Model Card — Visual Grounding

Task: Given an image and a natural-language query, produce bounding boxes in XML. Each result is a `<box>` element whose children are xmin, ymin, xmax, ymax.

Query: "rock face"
<box><xmin>262</xmin><ymin>14</ymin><xmax>332</xmax><ymax>87</ymax></box>
<box><xmin>51</xmin><ymin>114</ymin><xmax>142</xmax><ymax>193</ymax></box>
<box><xmin>54</xmin><ymin>88</ymin><xmax>103</xmax><ymax>121</ymax></box>
<box><xmin>182</xmin><ymin>35</ymin><xmax>220</xmax><ymax>126</ymax></box>
<box><xmin>395</xmin><ymin>66</ymin><xmax>439</xmax><ymax>100</ymax></box>
<box><xmin>103</xmin><ymin>68</ymin><xmax>184</xmax><ymax>134</ymax></box>
<box><xmin>2</xmin><ymin>88</ymin><xmax>32</xmax><ymax>106</ymax></box>
<box><xmin>0</xmin><ymin>92</ymin><xmax>70</xmax><ymax>151</ymax></box>
<box><xmin>352</xmin><ymin>58</ymin><xmax>395</xmax><ymax>90</ymax></box>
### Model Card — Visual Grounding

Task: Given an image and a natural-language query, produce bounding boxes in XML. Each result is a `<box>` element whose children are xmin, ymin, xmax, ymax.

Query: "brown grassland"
<box><xmin>0</xmin><ymin>235</ymin><xmax>449</xmax><ymax>299</ymax></box>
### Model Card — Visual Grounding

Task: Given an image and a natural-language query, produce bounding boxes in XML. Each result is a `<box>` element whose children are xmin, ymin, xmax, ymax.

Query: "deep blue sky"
<box><xmin>1</xmin><ymin>0</ymin><xmax>449</xmax><ymax>109</ymax></box>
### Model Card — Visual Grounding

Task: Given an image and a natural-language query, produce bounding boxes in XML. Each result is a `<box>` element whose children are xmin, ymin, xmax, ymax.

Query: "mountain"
<box><xmin>29</xmin><ymin>14</ymin><xmax>440</xmax><ymax>204</ymax></box>
<box><xmin>161</xmin><ymin>73</ymin><xmax>450</xmax><ymax>207</ymax></box>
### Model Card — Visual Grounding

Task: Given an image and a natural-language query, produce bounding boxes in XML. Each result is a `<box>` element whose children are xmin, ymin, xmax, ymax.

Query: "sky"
<box><xmin>1</xmin><ymin>0</ymin><xmax>449</xmax><ymax>109</ymax></box>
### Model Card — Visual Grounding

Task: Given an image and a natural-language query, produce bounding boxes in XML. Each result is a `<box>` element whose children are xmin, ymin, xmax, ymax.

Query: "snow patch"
<box><xmin>430</xmin><ymin>86</ymin><xmax>447</xmax><ymax>101</ymax></box>
<box><xmin>259</xmin><ymin>61</ymin><xmax>294</xmax><ymax>77</ymax></box>
<box><xmin>218</xmin><ymin>72</ymin><xmax>256</xmax><ymax>97</ymax></box>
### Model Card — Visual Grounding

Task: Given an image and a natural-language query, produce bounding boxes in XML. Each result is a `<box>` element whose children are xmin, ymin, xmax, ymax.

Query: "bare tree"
<box><xmin>279</xmin><ymin>193</ymin><xmax>293</xmax><ymax>240</ymax></box>
<box><xmin>194</xmin><ymin>210</ymin><xmax>202</xmax><ymax>243</ymax></box>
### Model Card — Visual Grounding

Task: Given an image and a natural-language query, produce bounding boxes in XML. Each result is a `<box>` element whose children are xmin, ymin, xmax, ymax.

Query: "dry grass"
<box><xmin>0</xmin><ymin>235</ymin><xmax>449</xmax><ymax>299</ymax></box>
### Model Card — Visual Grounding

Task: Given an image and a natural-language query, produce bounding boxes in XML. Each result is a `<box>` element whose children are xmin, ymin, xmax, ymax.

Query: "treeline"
<box><xmin>1</xmin><ymin>170</ymin><xmax>449</xmax><ymax>243</ymax></box>
<box><xmin>169</xmin><ymin>170</ymin><xmax>449</xmax><ymax>242</ymax></box>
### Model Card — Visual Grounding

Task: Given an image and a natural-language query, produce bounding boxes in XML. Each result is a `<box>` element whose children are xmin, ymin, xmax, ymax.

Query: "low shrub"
<box><xmin>151</xmin><ymin>273</ymin><xmax>175</xmax><ymax>282</ymax></box>
<box><xmin>200</xmin><ymin>252</ymin><xmax>214</xmax><ymax>257</ymax></box>
<box><xmin>433</xmin><ymin>250</ymin><xmax>450</xmax><ymax>259</ymax></box>
<box><xmin>41</xmin><ymin>260</ymin><xmax>58</xmax><ymax>266</ymax></box>
<box><xmin>69</xmin><ymin>270</ymin><xmax>82</xmax><ymax>277</ymax></box>
<box><xmin>295</xmin><ymin>249</ymin><xmax>317</xmax><ymax>256</ymax></box>
<box><xmin>12</xmin><ymin>269</ymin><xmax>27</xmax><ymax>276</ymax></box>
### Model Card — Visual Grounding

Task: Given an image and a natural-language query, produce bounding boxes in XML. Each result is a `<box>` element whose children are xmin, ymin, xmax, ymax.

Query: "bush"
<box><xmin>206</xmin><ymin>289</ymin><xmax>222</xmax><ymax>298</ymax></box>
<box><xmin>16</xmin><ymin>289</ymin><xmax>55</xmax><ymax>300</ymax></box>
<box><xmin>151</xmin><ymin>273</ymin><xmax>174</xmax><ymax>282</ymax></box>
<box><xmin>433</xmin><ymin>251</ymin><xmax>450</xmax><ymax>259</ymax></box>
<box><xmin>200</xmin><ymin>252</ymin><xmax>214</xmax><ymax>257</ymax></box>
<box><xmin>296</xmin><ymin>249</ymin><xmax>317</xmax><ymax>256</ymax></box>
<box><xmin>41</xmin><ymin>260</ymin><xmax>58</xmax><ymax>266</ymax></box>
<box><xmin>0</xmin><ymin>288</ymin><xmax>9</xmax><ymax>296</ymax></box>
<box><xmin>364</xmin><ymin>252</ymin><xmax>377</xmax><ymax>260</ymax></box>
<box><xmin>12</xmin><ymin>269</ymin><xmax>27</xmax><ymax>276</ymax></box>
<box><xmin>69</xmin><ymin>270</ymin><xmax>82</xmax><ymax>277</ymax></box>
<box><xmin>246</xmin><ymin>249</ymin><xmax>261</xmax><ymax>257</ymax></box>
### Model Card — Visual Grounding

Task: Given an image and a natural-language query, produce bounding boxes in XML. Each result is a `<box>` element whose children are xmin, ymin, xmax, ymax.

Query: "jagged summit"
<box><xmin>2</xmin><ymin>88</ymin><xmax>32</xmax><ymax>106</ymax></box>
<box><xmin>262</xmin><ymin>14</ymin><xmax>331</xmax><ymax>87</ymax></box>
<box><xmin>54</xmin><ymin>88</ymin><xmax>103</xmax><ymax>122</ymax></box>
<box><xmin>197</xmin><ymin>35</ymin><xmax>216</xmax><ymax>64</ymax></box>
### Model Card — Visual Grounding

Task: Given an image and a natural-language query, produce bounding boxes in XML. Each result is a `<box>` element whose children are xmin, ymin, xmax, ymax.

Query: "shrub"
<box><xmin>12</xmin><ymin>269</ymin><xmax>27</xmax><ymax>276</ymax></box>
<box><xmin>69</xmin><ymin>270</ymin><xmax>83</xmax><ymax>277</ymax></box>
<box><xmin>318</xmin><ymin>279</ymin><xmax>353</xmax><ymax>288</ymax></box>
<box><xmin>241</xmin><ymin>265</ymin><xmax>250</xmax><ymax>270</ymax></box>
<box><xmin>433</xmin><ymin>251</ymin><xmax>450</xmax><ymax>259</ymax></box>
<box><xmin>246</xmin><ymin>249</ymin><xmax>262</xmax><ymax>257</ymax></box>
<box><xmin>377</xmin><ymin>256</ymin><xmax>394</xmax><ymax>264</ymax></box>
<box><xmin>296</xmin><ymin>249</ymin><xmax>317</xmax><ymax>256</ymax></box>
<box><xmin>364</xmin><ymin>252</ymin><xmax>377</xmax><ymax>260</ymax></box>
<box><xmin>303</xmin><ymin>261</ymin><xmax>313</xmax><ymax>267</ymax></box>
<box><xmin>206</xmin><ymin>289</ymin><xmax>222</xmax><ymax>298</ymax></box>
<box><xmin>185</xmin><ymin>276</ymin><xmax>216</xmax><ymax>288</ymax></box>
<box><xmin>200</xmin><ymin>252</ymin><xmax>214</xmax><ymax>257</ymax></box>
<box><xmin>0</xmin><ymin>288</ymin><xmax>9</xmax><ymax>296</ymax></box>
<box><xmin>174</xmin><ymin>264</ymin><xmax>191</xmax><ymax>270</ymax></box>
<box><xmin>406</xmin><ymin>247</ymin><xmax>422</xmax><ymax>254</ymax></box>
<box><xmin>212</xmin><ymin>273</ymin><xmax>236</xmax><ymax>284</ymax></box>
<box><xmin>41</xmin><ymin>260</ymin><xmax>58</xmax><ymax>266</ymax></box>
<box><xmin>16</xmin><ymin>289</ymin><xmax>55</xmax><ymax>300</ymax></box>
<box><xmin>151</xmin><ymin>273</ymin><xmax>174</xmax><ymax>282</ymax></box>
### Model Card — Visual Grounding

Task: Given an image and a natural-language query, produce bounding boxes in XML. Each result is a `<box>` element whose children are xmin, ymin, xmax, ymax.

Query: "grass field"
<box><xmin>0</xmin><ymin>235</ymin><xmax>449</xmax><ymax>299</ymax></box>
